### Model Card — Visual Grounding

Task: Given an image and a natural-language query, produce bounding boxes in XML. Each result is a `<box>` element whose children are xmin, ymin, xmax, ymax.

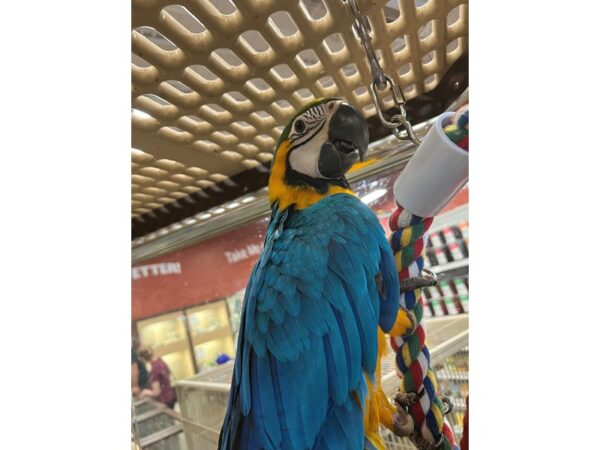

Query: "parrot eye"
<box><xmin>294</xmin><ymin>119</ymin><xmax>306</xmax><ymax>134</ymax></box>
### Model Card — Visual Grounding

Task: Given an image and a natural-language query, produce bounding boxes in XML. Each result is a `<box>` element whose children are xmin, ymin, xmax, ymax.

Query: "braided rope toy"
<box><xmin>443</xmin><ymin>106</ymin><xmax>469</xmax><ymax>151</ymax></box>
<box><xmin>387</xmin><ymin>208</ymin><xmax>455</xmax><ymax>450</ymax></box>
<box><xmin>384</xmin><ymin>107</ymin><xmax>469</xmax><ymax>450</ymax></box>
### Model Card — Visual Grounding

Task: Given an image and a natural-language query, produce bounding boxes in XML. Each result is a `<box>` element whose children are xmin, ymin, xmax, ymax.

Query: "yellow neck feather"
<box><xmin>268</xmin><ymin>140</ymin><xmax>354</xmax><ymax>211</ymax></box>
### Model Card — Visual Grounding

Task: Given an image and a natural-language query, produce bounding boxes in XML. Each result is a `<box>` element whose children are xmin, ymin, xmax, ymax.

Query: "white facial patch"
<box><xmin>288</xmin><ymin>100</ymin><xmax>342</xmax><ymax>179</ymax></box>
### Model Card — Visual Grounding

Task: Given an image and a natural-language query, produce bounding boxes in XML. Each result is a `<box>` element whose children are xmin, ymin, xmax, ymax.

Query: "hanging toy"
<box><xmin>386</xmin><ymin>105</ymin><xmax>469</xmax><ymax>450</ymax></box>
<box><xmin>393</xmin><ymin>108</ymin><xmax>469</xmax><ymax>219</ymax></box>
<box><xmin>443</xmin><ymin>106</ymin><xmax>469</xmax><ymax>151</ymax></box>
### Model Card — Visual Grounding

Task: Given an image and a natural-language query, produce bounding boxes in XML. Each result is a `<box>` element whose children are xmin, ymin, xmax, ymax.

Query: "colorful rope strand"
<box><xmin>387</xmin><ymin>205</ymin><xmax>457</xmax><ymax>450</ymax></box>
<box><xmin>443</xmin><ymin>105</ymin><xmax>469</xmax><ymax>151</ymax></box>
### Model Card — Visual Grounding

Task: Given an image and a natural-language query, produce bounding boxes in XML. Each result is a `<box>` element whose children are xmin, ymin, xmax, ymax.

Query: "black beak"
<box><xmin>318</xmin><ymin>103</ymin><xmax>369</xmax><ymax>179</ymax></box>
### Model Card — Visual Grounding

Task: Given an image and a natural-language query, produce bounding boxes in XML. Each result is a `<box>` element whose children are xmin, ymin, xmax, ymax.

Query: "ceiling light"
<box><xmin>360</xmin><ymin>189</ymin><xmax>387</xmax><ymax>205</ymax></box>
<box><xmin>226</xmin><ymin>202</ymin><xmax>240</xmax><ymax>209</ymax></box>
<box><xmin>241</xmin><ymin>196</ymin><xmax>255</xmax><ymax>203</ymax></box>
<box><xmin>132</xmin><ymin>108</ymin><xmax>152</xmax><ymax>120</ymax></box>
<box><xmin>213</xmin><ymin>207</ymin><xmax>226</xmax><ymax>214</ymax></box>
<box><xmin>197</xmin><ymin>213</ymin><xmax>212</xmax><ymax>220</ymax></box>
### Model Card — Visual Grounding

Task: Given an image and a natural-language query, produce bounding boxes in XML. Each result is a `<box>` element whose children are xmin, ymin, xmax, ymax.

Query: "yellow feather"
<box><xmin>363</xmin><ymin>328</ymin><xmax>397</xmax><ymax>450</ymax></box>
<box><xmin>388</xmin><ymin>309</ymin><xmax>414</xmax><ymax>337</ymax></box>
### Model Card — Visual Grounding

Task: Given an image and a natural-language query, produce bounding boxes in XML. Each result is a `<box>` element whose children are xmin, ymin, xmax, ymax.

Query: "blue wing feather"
<box><xmin>378</xmin><ymin>245</ymin><xmax>401</xmax><ymax>332</ymax></box>
<box><xmin>219</xmin><ymin>194</ymin><xmax>399</xmax><ymax>450</ymax></box>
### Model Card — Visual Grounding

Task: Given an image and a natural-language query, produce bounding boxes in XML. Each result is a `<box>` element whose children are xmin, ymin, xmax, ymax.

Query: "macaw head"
<box><xmin>268</xmin><ymin>98</ymin><xmax>369</xmax><ymax>210</ymax></box>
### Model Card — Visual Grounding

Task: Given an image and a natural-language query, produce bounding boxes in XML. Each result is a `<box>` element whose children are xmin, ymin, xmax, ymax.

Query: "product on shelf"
<box><xmin>454</xmin><ymin>297</ymin><xmax>466</xmax><ymax>314</ymax></box>
<box><xmin>425</xmin><ymin>248</ymin><xmax>438</xmax><ymax>267</ymax></box>
<box><xmin>458</xmin><ymin>221</ymin><xmax>469</xmax><ymax>241</ymax></box>
<box><xmin>430</xmin><ymin>298</ymin><xmax>445</xmax><ymax>317</ymax></box>
<box><xmin>444</xmin><ymin>297</ymin><xmax>459</xmax><ymax>315</ymax></box>
<box><xmin>426</xmin><ymin>235</ymin><xmax>433</xmax><ymax>248</ymax></box>
<box><xmin>442</xmin><ymin>226</ymin><xmax>458</xmax><ymax>244</ymax></box>
<box><xmin>422</xmin><ymin>300</ymin><xmax>434</xmax><ymax>318</ymax></box>
<box><xmin>434</xmin><ymin>247</ymin><xmax>448</xmax><ymax>265</ymax></box>
<box><xmin>423</xmin><ymin>275</ymin><xmax>470</xmax><ymax>318</ymax></box>
<box><xmin>448</xmin><ymin>242</ymin><xmax>464</xmax><ymax>261</ymax></box>
<box><xmin>428</xmin><ymin>285</ymin><xmax>442</xmax><ymax>299</ymax></box>
<box><xmin>460</xmin><ymin>239</ymin><xmax>469</xmax><ymax>257</ymax></box>
<box><xmin>459</xmin><ymin>294</ymin><xmax>469</xmax><ymax>312</ymax></box>
<box><xmin>452</xmin><ymin>278</ymin><xmax>469</xmax><ymax>296</ymax></box>
<box><xmin>419</xmin><ymin>218</ymin><xmax>469</xmax><ymax>319</ymax></box>
<box><xmin>430</xmin><ymin>231</ymin><xmax>444</xmax><ymax>248</ymax></box>
<box><xmin>439</xmin><ymin>280</ymin><xmax>454</xmax><ymax>298</ymax></box>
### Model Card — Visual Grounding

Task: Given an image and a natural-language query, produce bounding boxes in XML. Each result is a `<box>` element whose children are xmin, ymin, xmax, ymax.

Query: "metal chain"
<box><xmin>344</xmin><ymin>0</ymin><xmax>421</xmax><ymax>146</ymax></box>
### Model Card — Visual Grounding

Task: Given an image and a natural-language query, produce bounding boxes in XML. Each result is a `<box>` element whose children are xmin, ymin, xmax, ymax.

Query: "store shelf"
<box><xmin>424</xmin><ymin>314</ymin><xmax>469</xmax><ymax>352</ymax></box>
<box><xmin>189</xmin><ymin>361</ymin><xmax>235</xmax><ymax>384</ymax></box>
<box><xmin>447</xmin><ymin>397</ymin><xmax>467</xmax><ymax>412</ymax></box>
<box><xmin>426</xmin><ymin>258</ymin><xmax>469</xmax><ymax>284</ymax></box>
<box><xmin>191</xmin><ymin>327</ymin><xmax>231</xmax><ymax>346</ymax></box>
<box><xmin>429</xmin><ymin>258</ymin><xmax>469</xmax><ymax>275</ymax></box>
<box><xmin>150</xmin><ymin>339</ymin><xmax>190</xmax><ymax>357</ymax></box>
<box><xmin>437</xmin><ymin>372</ymin><xmax>469</xmax><ymax>381</ymax></box>
<box><xmin>429</xmin><ymin>205</ymin><xmax>468</xmax><ymax>234</ymax></box>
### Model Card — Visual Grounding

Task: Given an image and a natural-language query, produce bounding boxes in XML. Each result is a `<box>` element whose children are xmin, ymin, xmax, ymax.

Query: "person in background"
<box><xmin>131</xmin><ymin>343</ymin><xmax>148</xmax><ymax>396</ymax></box>
<box><xmin>138</xmin><ymin>348</ymin><xmax>177</xmax><ymax>408</ymax></box>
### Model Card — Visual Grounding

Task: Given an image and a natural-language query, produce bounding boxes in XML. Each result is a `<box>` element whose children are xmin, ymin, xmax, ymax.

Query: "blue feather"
<box><xmin>220</xmin><ymin>194</ymin><xmax>399</xmax><ymax>450</ymax></box>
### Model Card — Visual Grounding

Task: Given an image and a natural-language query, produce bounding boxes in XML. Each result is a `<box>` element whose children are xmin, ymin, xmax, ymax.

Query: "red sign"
<box><xmin>132</xmin><ymin>218</ymin><xmax>269</xmax><ymax>320</ymax></box>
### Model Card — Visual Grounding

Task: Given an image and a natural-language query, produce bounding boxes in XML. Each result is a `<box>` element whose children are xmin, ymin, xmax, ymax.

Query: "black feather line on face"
<box><xmin>288</xmin><ymin>120</ymin><xmax>326</xmax><ymax>153</ymax></box>
<box><xmin>274</xmin><ymin>97</ymin><xmax>341</xmax><ymax>149</ymax></box>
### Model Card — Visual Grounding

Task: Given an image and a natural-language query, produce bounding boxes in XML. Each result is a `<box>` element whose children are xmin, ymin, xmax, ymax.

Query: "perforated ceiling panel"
<box><xmin>131</xmin><ymin>0</ymin><xmax>468</xmax><ymax>218</ymax></box>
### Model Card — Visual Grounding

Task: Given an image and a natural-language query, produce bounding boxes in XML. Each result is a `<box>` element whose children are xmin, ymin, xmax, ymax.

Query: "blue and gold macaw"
<box><xmin>219</xmin><ymin>98</ymin><xmax>400</xmax><ymax>450</ymax></box>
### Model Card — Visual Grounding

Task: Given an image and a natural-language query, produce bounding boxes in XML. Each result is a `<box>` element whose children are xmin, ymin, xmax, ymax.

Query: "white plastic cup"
<box><xmin>393</xmin><ymin>112</ymin><xmax>468</xmax><ymax>218</ymax></box>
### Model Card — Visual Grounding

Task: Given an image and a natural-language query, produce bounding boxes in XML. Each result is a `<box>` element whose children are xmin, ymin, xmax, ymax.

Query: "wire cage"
<box><xmin>132</xmin><ymin>398</ymin><xmax>185</xmax><ymax>450</ymax></box>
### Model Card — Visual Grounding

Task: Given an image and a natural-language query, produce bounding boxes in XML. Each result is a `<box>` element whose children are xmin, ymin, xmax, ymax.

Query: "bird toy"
<box><xmin>443</xmin><ymin>106</ymin><xmax>469</xmax><ymax>151</ymax></box>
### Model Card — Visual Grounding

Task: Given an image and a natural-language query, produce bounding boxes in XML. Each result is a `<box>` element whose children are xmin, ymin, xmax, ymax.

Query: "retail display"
<box><xmin>423</xmin><ymin>276</ymin><xmax>470</xmax><ymax>318</ymax></box>
<box><xmin>420</xmin><ymin>220</ymin><xmax>470</xmax><ymax>319</ymax></box>
<box><xmin>425</xmin><ymin>225</ymin><xmax>469</xmax><ymax>267</ymax></box>
<box><xmin>136</xmin><ymin>312</ymin><xmax>193</xmax><ymax>380</ymax></box>
<box><xmin>187</xmin><ymin>302</ymin><xmax>236</xmax><ymax>369</ymax></box>
<box><xmin>136</xmin><ymin>299</ymin><xmax>236</xmax><ymax>379</ymax></box>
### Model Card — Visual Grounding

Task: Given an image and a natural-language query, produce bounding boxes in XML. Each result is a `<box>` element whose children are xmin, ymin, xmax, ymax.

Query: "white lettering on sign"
<box><xmin>224</xmin><ymin>243</ymin><xmax>263</xmax><ymax>264</ymax></box>
<box><xmin>132</xmin><ymin>262</ymin><xmax>182</xmax><ymax>280</ymax></box>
